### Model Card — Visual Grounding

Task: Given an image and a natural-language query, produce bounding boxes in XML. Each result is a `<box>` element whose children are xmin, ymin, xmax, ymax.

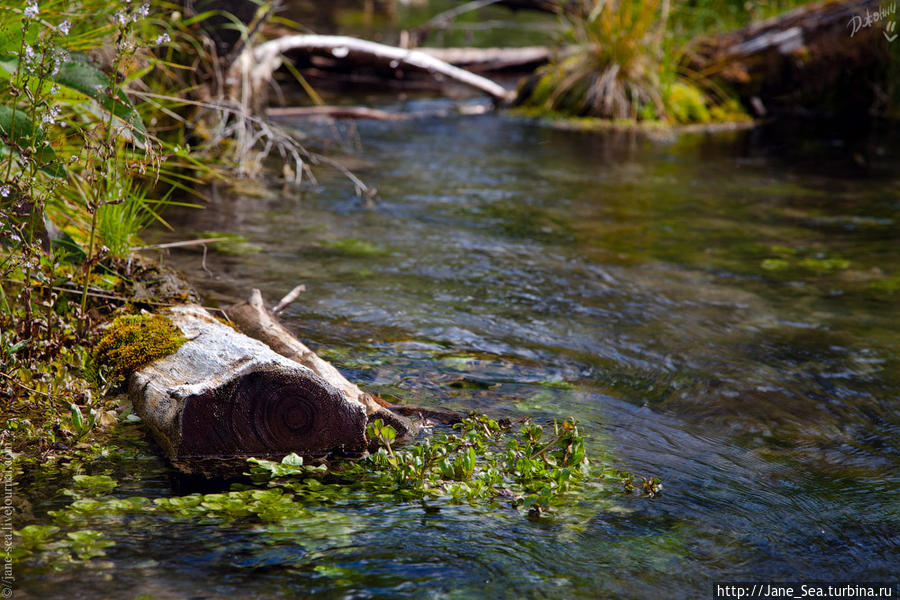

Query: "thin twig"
<box><xmin>129</xmin><ymin>237</ymin><xmax>232</xmax><ymax>251</ymax></box>
<box><xmin>271</xmin><ymin>284</ymin><xmax>306</xmax><ymax>315</ymax></box>
<box><xmin>0</xmin><ymin>370</ymin><xmax>54</xmax><ymax>399</ymax></box>
<box><xmin>201</xmin><ymin>244</ymin><xmax>213</xmax><ymax>277</ymax></box>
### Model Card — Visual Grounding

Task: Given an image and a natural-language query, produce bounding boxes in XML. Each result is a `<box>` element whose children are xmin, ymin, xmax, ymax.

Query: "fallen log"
<box><xmin>266</xmin><ymin>102</ymin><xmax>490</xmax><ymax>121</ymax></box>
<box><xmin>228</xmin><ymin>34</ymin><xmax>514</xmax><ymax>112</ymax></box>
<box><xmin>683</xmin><ymin>0</ymin><xmax>890</xmax><ymax>115</ymax></box>
<box><xmin>419</xmin><ymin>46</ymin><xmax>559</xmax><ymax>73</ymax></box>
<box><xmin>129</xmin><ymin>304</ymin><xmax>371</xmax><ymax>475</ymax></box>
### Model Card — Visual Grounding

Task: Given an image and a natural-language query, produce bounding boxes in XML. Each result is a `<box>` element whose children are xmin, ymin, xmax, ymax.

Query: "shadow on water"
<box><xmin>17</xmin><ymin>113</ymin><xmax>900</xmax><ymax>598</ymax></box>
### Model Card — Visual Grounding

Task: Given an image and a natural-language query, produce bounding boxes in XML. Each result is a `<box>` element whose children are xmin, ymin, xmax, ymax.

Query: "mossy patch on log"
<box><xmin>94</xmin><ymin>314</ymin><xmax>186</xmax><ymax>381</ymax></box>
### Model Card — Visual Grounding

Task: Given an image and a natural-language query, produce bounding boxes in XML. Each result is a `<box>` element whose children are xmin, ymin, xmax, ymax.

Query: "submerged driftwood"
<box><xmin>129</xmin><ymin>304</ymin><xmax>371</xmax><ymax>475</ymax></box>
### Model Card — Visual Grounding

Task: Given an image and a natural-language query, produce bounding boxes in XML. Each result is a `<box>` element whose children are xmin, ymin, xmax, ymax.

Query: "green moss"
<box><xmin>93</xmin><ymin>314</ymin><xmax>186</xmax><ymax>381</ymax></box>
<box><xmin>709</xmin><ymin>98</ymin><xmax>752</xmax><ymax>122</ymax></box>
<box><xmin>665</xmin><ymin>81</ymin><xmax>711</xmax><ymax>124</ymax></box>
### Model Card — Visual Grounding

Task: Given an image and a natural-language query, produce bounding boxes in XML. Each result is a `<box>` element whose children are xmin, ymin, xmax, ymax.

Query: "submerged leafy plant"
<box><xmin>13</xmin><ymin>413</ymin><xmax>660</xmax><ymax>572</ymax></box>
<box><xmin>251</xmin><ymin>413</ymin><xmax>594</xmax><ymax>517</ymax></box>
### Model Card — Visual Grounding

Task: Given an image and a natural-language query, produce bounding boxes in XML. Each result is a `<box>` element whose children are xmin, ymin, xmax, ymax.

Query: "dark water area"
<box><xmin>16</xmin><ymin>112</ymin><xmax>900</xmax><ymax>598</ymax></box>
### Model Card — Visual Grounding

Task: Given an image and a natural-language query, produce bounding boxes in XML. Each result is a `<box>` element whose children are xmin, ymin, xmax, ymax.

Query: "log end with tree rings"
<box><xmin>177</xmin><ymin>367</ymin><xmax>368</xmax><ymax>457</ymax></box>
<box><xmin>127</xmin><ymin>304</ymin><xmax>370</xmax><ymax>475</ymax></box>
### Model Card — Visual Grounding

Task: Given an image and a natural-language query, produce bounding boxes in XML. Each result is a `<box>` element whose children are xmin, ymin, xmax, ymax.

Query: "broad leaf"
<box><xmin>0</xmin><ymin>105</ymin><xmax>65</xmax><ymax>178</ymax></box>
<box><xmin>52</xmin><ymin>53</ymin><xmax>147</xmax><ymax>146</ymax></box>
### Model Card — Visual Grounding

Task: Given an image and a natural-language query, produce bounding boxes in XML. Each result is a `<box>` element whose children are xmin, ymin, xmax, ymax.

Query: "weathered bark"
<box><xmin>224</xmin><ymin>289</ymin><xmax>418</xmax><ymax>438</ymax></box>
<box><xmin>683</xmin><ymin>0</ymin><xmax>890</xmax><ymax>115</ymax></box>
<box><xmin>129</xmin><ymin>304</ymin><xmax>369</xmax><ymax>474</ymax></box>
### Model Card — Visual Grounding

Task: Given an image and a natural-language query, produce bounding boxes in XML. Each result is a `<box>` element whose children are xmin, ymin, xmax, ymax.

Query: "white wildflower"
<box><xmin>41</xmin><ymin>105</ymin><xmax>61</xmax><ymax>125</ymax></box>
<box><xmin>0</xmin><ymin>185</ymin><xmax>10</xmax><ymax>198</ymax></box>
<box><xmin>116</xmin><ymin>11</ymin><xmax>128</xmax><ymax>26</ymax></box>
<box><xmin>50</xmin><ymin>47</ymin><xmax>68</xmax><ymax>76</ymax></box>
<box><xmin>137</xmin><ymin>3</ymin><xmax>150</xmax><ymax>17</ymax></box>
<box><xmin>24</xmin><ymin>0</ymin><xmax>38</xmax><ymax>18</ymax></box>
<box><xmin>50</xmin><ymin>84</ymin><xmax>59</xmax><ymax>95</ymax></box>
<box><xmin>155</xmin><ymin>33</ymin><xmax>171</xmax><ymax>45</ymax></box>
<box><xmin>58</xmin><ymin>20</ymin><xmax>70</xmax><ymax>36</ymax></box>
<box><xmin>24</xmin><ymin>44</ymin><xmax>34</xmax><ymax>60</ymax></box>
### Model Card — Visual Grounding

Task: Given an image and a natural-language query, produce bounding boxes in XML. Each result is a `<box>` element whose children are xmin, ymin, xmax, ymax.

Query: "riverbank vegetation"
<box><xmin>515</xmin><ymin>0</ymin><xmax>894</xmax><ymax>123</ymax></box>
<box><xmin>0</xmin><ymin>0</ymin><xmax>207</xmax><ymax>462</ymax></box>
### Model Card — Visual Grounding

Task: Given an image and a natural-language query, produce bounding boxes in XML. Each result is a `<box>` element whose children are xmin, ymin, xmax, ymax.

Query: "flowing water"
<box><xmin>17</xmin><ymin>113</ymin><xmax>900</xmax><ymax>598</ymax></box>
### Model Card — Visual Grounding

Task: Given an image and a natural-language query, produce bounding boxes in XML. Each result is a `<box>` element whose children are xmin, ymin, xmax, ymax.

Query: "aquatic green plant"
<box><xmin>320</xmin><ymin>237</ymin><xmax>390</xmax><ymax>258</ymax></box>
<box><xmin>250</xmin><ymin>413</ymin><xmax>594</xmax><ymax>517</ymax></box>
<box><xmin>759</xmin><ymin>246</ymin><xmax>851</xmax><ymax>275</ymax></box>
<box><xmin>199</xmin><ymin>231</ymin><xmax>261</xmax><ymax>255</ymax></box>
<box><xmin>71</xmin><ymin>474</ymin><xmax>118</xmax><ymax>494</ymax></box>
<box><xmin>12</xmin><ymin>412</ymin><xmax>660</xmax><ymax>576</ymax></box>
<box><xmin>14</xmin><ymin>523</ymin><xmax>114</xmax><ymax>564</ymax></box>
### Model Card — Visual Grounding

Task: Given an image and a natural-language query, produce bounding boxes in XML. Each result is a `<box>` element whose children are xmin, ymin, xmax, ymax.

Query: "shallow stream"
<box><xmin>17</xmin><ymin>112</ymin><xmax>900</xmax><ymax>598</ymax></box>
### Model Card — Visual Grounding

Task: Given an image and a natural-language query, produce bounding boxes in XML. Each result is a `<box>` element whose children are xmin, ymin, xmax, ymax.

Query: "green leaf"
<box><xmin>72</xmin><ymin>474</ymin><xmax>117</xmax><ymax>494</ymax></box>
<box><xmin>281</xmin><ymin>452</ymin><xmax>303</xmax><ymax>467</ymax></box>
<box><xmin>0</xmin><ymin>22</ymin><xmax>25</xmax><ymax>56</ymax></box>
<box><xmin>0</xmin><ymin>105</ymin><xmax>65</xmax><ymax>177</ymax></box>
<box><xmin>65</xmin><ymin>529</ymin><xmax>114</xmax><ymax>560</ymax></box>
<box><xmin>69</xmin><ymin>403</ymin><xmax>84</xmax><ymax>432</ymax></box>
<box><xmin>15</xmin><ymin>525</ymin><xmax>59</xmax><ymax>552</ymax></box>
<box><xmin>51</xmin><ymin>53</ymin><xmax>147</xmax><ymax>146</ymax></box>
